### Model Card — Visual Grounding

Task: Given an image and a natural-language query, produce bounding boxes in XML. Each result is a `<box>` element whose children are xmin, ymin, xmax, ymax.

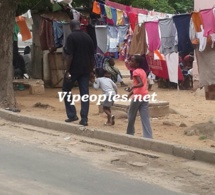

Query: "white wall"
<box><xmin>194</xmin><ymin>0</ymin><xmax>215</xmax><ymax>10</ymax></box>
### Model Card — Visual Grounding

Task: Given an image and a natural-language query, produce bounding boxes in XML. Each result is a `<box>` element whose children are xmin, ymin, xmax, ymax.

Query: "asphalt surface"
<box><xmin>0</xmin><ymin>136</ymin><xmax>181</xmax><ymax>195</ymax></box>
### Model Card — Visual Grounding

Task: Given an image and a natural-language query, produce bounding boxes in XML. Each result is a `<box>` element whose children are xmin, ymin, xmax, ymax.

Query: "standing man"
<box><xmin>63</xmin><ymin>19</ymin><xmax>95</xmax><ymax>126</ymax></box>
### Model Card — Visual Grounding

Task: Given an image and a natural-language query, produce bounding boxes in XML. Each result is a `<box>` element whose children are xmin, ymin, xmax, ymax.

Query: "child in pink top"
<box><xmin>126</xmin><ymin>55</ymin><xmax>153</xmax><ymax>138</ymax></box>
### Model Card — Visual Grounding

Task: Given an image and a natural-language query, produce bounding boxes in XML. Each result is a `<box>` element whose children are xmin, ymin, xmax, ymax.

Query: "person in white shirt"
<box><xmin>93</xmin><ymin>69</ymin><xmax>118</xmax><ymax>126</ymax></box>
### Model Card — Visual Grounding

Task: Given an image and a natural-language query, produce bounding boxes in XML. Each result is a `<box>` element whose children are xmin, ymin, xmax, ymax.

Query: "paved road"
<box><xmin>0</xmin><ymin>137</ymin><xmax>180</xmax><ymax>195</ymax></box>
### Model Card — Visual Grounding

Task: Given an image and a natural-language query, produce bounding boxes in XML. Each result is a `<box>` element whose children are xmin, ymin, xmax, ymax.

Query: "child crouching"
<box><xmin>93</xmin><ymin>69</ymin><xmax>118</xmax><ymax>126</ymax></box>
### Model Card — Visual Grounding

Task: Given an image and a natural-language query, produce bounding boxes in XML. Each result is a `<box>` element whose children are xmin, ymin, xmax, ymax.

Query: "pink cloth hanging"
<box><xmin>200</xmin><ymin>9</ymin><xmax>215</xmax><ymax>37</ymax></box>
<box><xmin>145</xmin><ymin>21</ymin><xmax>161</xmax><ymax>52</ymax></box>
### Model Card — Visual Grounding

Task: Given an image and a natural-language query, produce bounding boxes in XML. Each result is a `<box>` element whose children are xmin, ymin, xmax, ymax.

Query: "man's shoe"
<box><xmin>79</xmin><ymin>121</ymin><xmax>88</xmax><ymax>126</ymax></box>
<box><xmin>65</xmin><ymin>116</ymin><xmax>79</xmax><ymax>122</ymax></box>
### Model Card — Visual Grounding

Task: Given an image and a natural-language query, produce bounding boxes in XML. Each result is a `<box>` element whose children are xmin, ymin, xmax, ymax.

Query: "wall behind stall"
<box><xmin>193</xmin><ymin>0</ymin><xmax>215</xmax><ymax>99</ymax></box>
<box><xmin>194</xmin><ymin>0</ymin><xmax>215</xmax><ymax>10</ymax></box>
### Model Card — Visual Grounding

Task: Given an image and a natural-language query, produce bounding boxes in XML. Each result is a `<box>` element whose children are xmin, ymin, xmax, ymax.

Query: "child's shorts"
<box><xmin>102</xmin><ymin>95</ymin><xmax>114</xmax><ymax>108</ymax></box>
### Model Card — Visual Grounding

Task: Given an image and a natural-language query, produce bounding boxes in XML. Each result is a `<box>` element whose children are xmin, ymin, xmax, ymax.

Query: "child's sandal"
<box><xmin>104</xmin><ymin>122</ymin><xmax>112</xmax><ymax>126</ymax></box>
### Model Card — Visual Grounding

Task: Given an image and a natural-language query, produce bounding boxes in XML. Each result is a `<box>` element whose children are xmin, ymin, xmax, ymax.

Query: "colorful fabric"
<box><xmin>138</xmin><ymin>13</ymin><xmax>147</xmax><ymax>24</ymax></box>
<box><xmin>173</xmin><ymin>14</ymin><xmax>193</xmax><ymax>53</ymax></box>
<box><xmin>16</xmin><ymin>16</ymin><xmax>32</xmax><ymax>41</ymax></box>
<box><xmin>116</xmin><ymin>9</ymin><xmax>124</xmax><ymax>25</ymax></box>
<box><xmin>128</xmin><ymin>12</ymin><xmax>138</xmax><ymax>32</ymax></box>
<box><xmin>104</xmin><ymin>5</ymin><xmax>114</xmax><ymax>25</ymax></box>
<box><xmin>129</xmin><ymin>23</ymin><xmax>147</xmax><ymax>55</ymax></box>
<box><xmin>145</xmin><ymin>21</ymin><xmax>161</xmax><ymax>52</ymax></box>
<box><xmin>100</xmin><ymin>3</ymin><xmax>106</xmax><ymax>16</ymax></box>
<box><xmin>92</xmin><ymin>1</ymin><xmax>101</xmax><ymax>15</ymax></box>
<box><xmin>53</xmin><ymin>21</ymin><xmax>63</xmax><ymax>48</ymax></box>
<box><xmin>111</xmin><ymin>7</ymin><xmax>117</xmax><ymax>26</ymax></box>
<box><xmin>39</xmin><ymin>17</ymin><xmax>55</xmax><ymax>52</ymax></box>
<box><xmin>107</xmin><ymin>25</ymin><xmax>118</xmax><ymax>52</ymax></box>
<box><xmin>146</xmin><ymin>52</ymin><xmax>183</xmax><ymax>81</ymax></box>
<box><xmin>14</xmin><ymin>22</ymin><xmax>20</xmax><ymax>41</ymax></box>
<box><xmin>159</xmin><ymin>18</ymin><xmax>178</xmax><ymax>55</ymax></box>
<box><xmin>191</xmin><ymin>11</ymin><xmax>203</xmax><ymax>32</ymax></box>
<box><xmin>200</xmin><ymin>9</ymin><xmax>215</xmax><ymax>37</ymax></box>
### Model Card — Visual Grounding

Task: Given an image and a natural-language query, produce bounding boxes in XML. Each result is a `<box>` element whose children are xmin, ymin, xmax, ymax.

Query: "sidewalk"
<box><xmin>0</xmin><ymin>108</ymin><xmax>215</xmax><ymax>164</ymax></box>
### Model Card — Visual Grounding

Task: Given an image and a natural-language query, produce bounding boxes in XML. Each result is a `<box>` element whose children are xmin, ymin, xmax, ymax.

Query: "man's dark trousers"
<box><xmin>62</xmin><ymin>73</ymin><xmax>90</xmax><ymax>123</ymax></box>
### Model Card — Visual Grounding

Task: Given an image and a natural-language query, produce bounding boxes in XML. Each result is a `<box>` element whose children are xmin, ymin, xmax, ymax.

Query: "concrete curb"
<box><xmin>0</xmin><ymin>109</ymin><xmax>214</xmax><ymax>164</ymax></box>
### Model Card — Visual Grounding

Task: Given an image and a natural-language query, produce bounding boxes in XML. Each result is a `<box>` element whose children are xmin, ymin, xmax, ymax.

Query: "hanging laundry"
<box><xmin>123</xmin><ymin>11</ymin><xmax>129</xmax><ymax>25</ymax></box>
<box><xmin>128</xmin><ymin>12</ymin><xmax>138</xmax><ymax>32</ymax></box>
<box><xmin>165</xmin><ymin>52</ymin><xmax>179</xmax><ymax>84</ymax></box>
<box><xmin>200</xmin><ymin>9</ymin><xmax>215</xmax><ymax>37</ymax></box>
<box><xmin>116</xmin><ymin>9</ymin><xmax>124</xmax><ymax>25</ymax></box>
<box><xmin>71</xmin><ymin>9</ymin><xmax>80</xmax><ymax>20</ymax></box>
<box><xmin>138</xmin><ymin>13</ymin><xmax>147</xmax><ymax>24</ymax></box>
<box><xmin>129</xmin><ymin>23</ymin><xmax>147</xmax><ymax>55</ymax></box>
<box><xmin>62</xmin><ymin>23</ymin><xmax>71</xmax><ymax>47</ymax></box>
<box><xmin>173</xmin><ymin>14</ymin><xmax>193</xmax><ymax>53</ymax></box>
<box><xmin>111</xmin><ymin>7</ymin><xmax>117</xmax><ymax>26</ymax></box>
<box><xmin>16</xmin><ymin>16</ymin><xmax>32</xmax><ymax>41</ymax></box>
<box><xmin>40</xmin><ymin>17</ymin><xmax>55</xmax><ymax>52</ymax></box>
<box><xmin>154</xmin><ymin>50</ymin><xmax>165</xmax><ymax>61</ymax></box>
<box><xmin>192</xmin><ymin>51</ymin><xmax>200</xmax><ymax>87</ymax></box>
<box><xmin>104</xmin><ymin>5</ymin><xmax>114</xmax><ymax>25</ymax></box>
<box><xmin>159</xmin><ymin>18</ymin><xmax>178</xmax><ymax>55</ymax></box>
<box><xmin>196</xmin><ymin>25</ymin><xmax>207</xmax><ymax>52</ymax></box>
<box><xmin>189</xmin><ymin>17</ymin><xmax>208</xmax><ymax>52</ymax></box>
<box><xmin>100</xmin><ymin>3</ymin><xmax>106</xmax><ymax>16</ymax></box>
<box><xmin>118</xmin><ymin>25</ymin><xmax>129</xmax><ymax>44</ymax></box>
<box><xmin>53</xmin><ymin>21</ymin><xmax>63</xmax><ymax>48</ymax></box>
<box><xmin>145</xmin><ymin>21</ymin><xmax>161</xmax><ymax>52</ymax></box>
<box><xmin>95</xmin><ymin>25</ymin><xmax>108</xmax><ymax>53</ymax></box>
<box><xmin>146</xmin><ymin>51</ymin><xmax>169</xmax><ymax>79</ymax></box>
<box><xmin>191</xmin><ymin>11</ymin><xmax>203</xmax><ymax>32</ymax></box>
<box><xmin>120</xmin><ymin>26</ymin><xmax>133</xmax><ymax>63</ymax></box>
<box><xmin>22</xmin><ymin>10</ymin><xmax>33</xmax><ymax>27</ymax></box>
<box><xmin>92</xmin><ymin>1</ymin><xmax>101</xmax><ymax>15</ymax></box>
<box><xmin>189</xmin><ymin>19</ymin><xmax>198</xmax><ymax>45</ymax></box>
<box><xmin>14</xmin><ymin>22</ymin><xmax>20</xmax><ymax>42</ymax></box>
<box><xmin>118</xmin><ymin>25</ymin><xmax>129</xmax><ymax>59</ymax></box>
<box><xmin>107</xmin><ymin>25</ymin><xmax>118</xmax><ymax>52</ymax></box>
<box><xmin>146</xmin><ymin>52</ymin><xmax>183</xmax><ymax>81</ymax></box>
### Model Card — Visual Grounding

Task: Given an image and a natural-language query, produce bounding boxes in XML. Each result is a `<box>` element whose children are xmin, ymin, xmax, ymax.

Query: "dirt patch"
<box><xmin>14</xmin><ymin>60</ymin><xmax>215</xmax><ymax>150</ymax></box>
<box><xmin>33</xmin><ymin>102</ymin><xmax>55</xmax><ymax>109</ymax></box>
<box><xmin>184</xmin><ymin>121</ymin><xmax>215</xmax><ymax>140</ymax></box>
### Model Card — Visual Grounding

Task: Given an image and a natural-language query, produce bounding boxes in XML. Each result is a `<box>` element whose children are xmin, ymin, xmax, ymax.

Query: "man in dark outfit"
<box><xmin>63</xmin><ymin>19</ymin><xmax>95</xmax><ymax>126</ymax></box>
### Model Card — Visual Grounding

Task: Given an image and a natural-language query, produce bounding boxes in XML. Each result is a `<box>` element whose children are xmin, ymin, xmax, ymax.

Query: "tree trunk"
<box><xmin>0</xmin><ymin>1</ymin><xmax>17</xmax><ymax>108</ymax></box>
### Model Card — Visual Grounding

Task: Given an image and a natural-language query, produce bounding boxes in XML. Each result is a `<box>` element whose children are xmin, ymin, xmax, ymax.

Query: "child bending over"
<box><xmin>93</xmin><ymin>69</ymin><xmax>118</xmax><ymax>126</ymax></box>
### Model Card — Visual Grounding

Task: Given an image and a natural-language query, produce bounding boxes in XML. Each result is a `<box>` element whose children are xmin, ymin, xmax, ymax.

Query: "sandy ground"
<box><xmin>14</xmin><ymin>60</ymin><xmax>215</xmax><ymax>151</ymax></box>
